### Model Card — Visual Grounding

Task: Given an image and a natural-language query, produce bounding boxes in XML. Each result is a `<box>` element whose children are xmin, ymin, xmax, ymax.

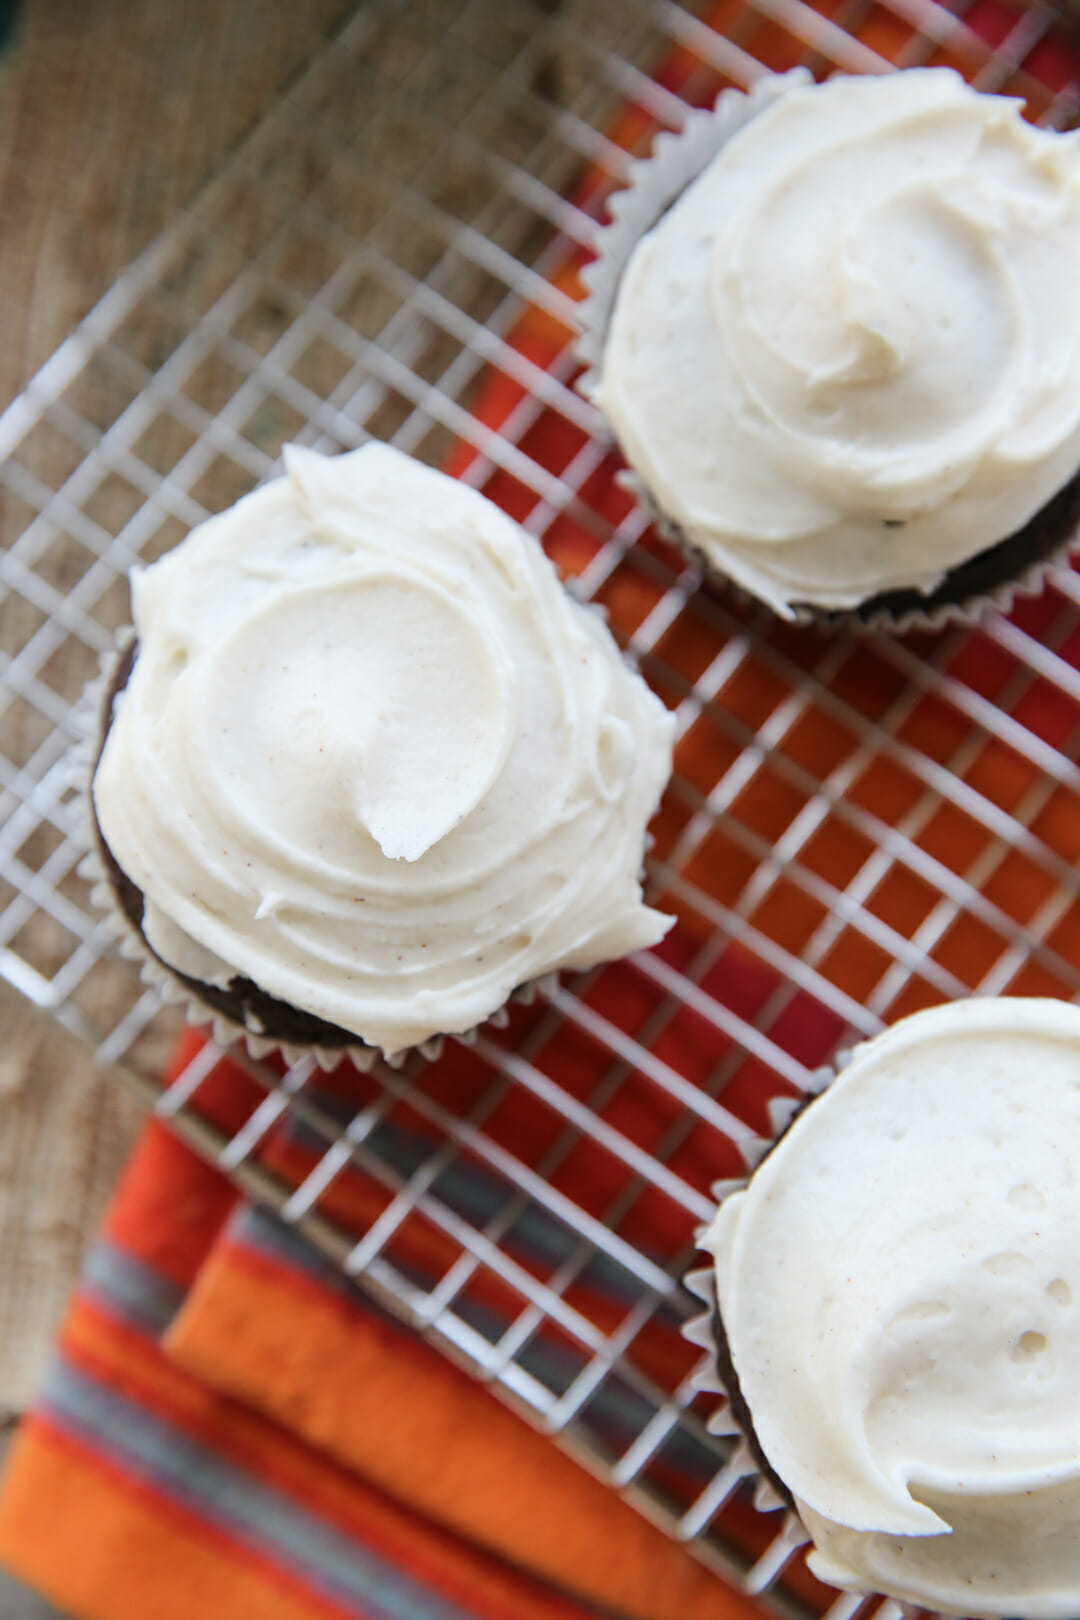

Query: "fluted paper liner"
<box><xmin>576</xmin><ymin>71</ymin><xmax>1080</xmax><ymax>634</ymax></box>
<box><xmin>71</xmin><ymin>638</ymin><xmax>561</xmax><ymax>1074</ymax></box>
<box><xmin>681</xmin><ymin>1087</ymin><xmax>819</xmax><ymax>1527</ymax></box>
<box><xmin>681</xmin><ymin>1064</ymin><xmax>943</xmax><ymax>1615</ymax></box>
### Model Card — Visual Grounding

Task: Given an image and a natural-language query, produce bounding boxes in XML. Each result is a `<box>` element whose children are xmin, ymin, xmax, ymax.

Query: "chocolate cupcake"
<box><xmin>579</xmin><ymin>69</ymin><xmax>1080</xmax><ymax>627</ymax></box>
<box><xmin>80</xmin><ymin>443</ymin><xmax>675</xmax><ymax>1065</ymax></box>
<box><xmin>687</xmin><ymin>997</ymin><xmax>1080</xmax><ymax>1616</ymax></box>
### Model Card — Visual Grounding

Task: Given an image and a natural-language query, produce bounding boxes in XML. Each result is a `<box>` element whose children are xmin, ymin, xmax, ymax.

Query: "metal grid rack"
<box><xmin>4</xmin><ymin>0</ymin><xmax>1080</xmax><ymax>1613</ymax></box>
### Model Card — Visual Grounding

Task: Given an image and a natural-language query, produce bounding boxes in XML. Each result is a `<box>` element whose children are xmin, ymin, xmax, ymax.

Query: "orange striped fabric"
<box><xmin>0</xmin><ymin>1034</ymin><xmax>763</xmax><ymax>1620</ymax></box>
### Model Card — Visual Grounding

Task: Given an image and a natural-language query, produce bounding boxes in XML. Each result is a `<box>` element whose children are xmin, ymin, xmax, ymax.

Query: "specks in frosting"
<box><xmin>92</xmin><ymin>443</ymin><xmax>675</xmax><ymax>1055</ymax></box>
<box><xmin>704</xmin><ymin>998</ymin><xmax>1080</xmax><ymax>1615</ymax></box>
<box><xmin>600</xmin><ymin>68</ymin><xmax>1080</xmax><ymax>613</ymax></box>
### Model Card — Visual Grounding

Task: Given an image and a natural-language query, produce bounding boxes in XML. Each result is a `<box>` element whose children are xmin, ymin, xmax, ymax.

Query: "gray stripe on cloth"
<box><xmin>229</xmin><ymin>1208</ymin><xmax>710</xmax><ymax>1480</ymax></box>
<box><xmin>42</xmin><ymin>1361</ymin><xmax>492</xmax><ymax>1620</ymax></box>
<box><xmin>80</xmin><ymin>1242</ymin><xmax>187</xmax><ymax>1336</ymax></box>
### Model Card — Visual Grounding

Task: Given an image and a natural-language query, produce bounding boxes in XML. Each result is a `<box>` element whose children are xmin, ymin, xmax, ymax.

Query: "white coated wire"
<box><xmin>3</xmin><ymin>0</ymin><xmax>1080</xmax><ymax>1612</ymax></box>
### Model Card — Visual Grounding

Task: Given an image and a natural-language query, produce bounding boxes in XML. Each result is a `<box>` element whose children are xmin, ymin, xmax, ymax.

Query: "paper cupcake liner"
<box><xmin>69</xmin><ymin>639</ymin><xmax>560</xmax><ymax>1074</ymax></box>
<box><xmin>686</xmin><ymin>1009</ymin><xmax>1080</xmax><ymax>1620</ymax></box>
<box><xmin>681</xmin><ymin>1057</ymin><xmax>947</xmax><ymax>1614</ymax></box>
<box><xmin>680</xmin><ymin>1074</ymin><xmax>842</xmax><ymax>1572</ymax></box>
<box><xmin>576</xmin><ymin>71</ymin><xmax>1080</xmax><ymax>636</ymax></box>
<box><xmin>575</xmin><ymin>70</ymin><xmax>812</xmax><ymax>407</ymax></box>
<box><xmin>682</xmin><ymin>1266</ymin><xmax>796</xmax><ymax>1517</ymax></box>
<box><xmin>684</xmin><ymin>1261</ymin><xmax>934</xmax><ymax>1611</ymax></box>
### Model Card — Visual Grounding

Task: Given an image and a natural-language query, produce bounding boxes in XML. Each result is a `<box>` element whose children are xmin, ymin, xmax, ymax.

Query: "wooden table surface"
<box><xmin>0</xmin><ymin>3</ymin><xmax>358</xmax><ymax>1609</ymax></box>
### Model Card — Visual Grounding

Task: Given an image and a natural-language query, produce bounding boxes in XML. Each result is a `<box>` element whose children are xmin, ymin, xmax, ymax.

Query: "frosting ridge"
<box><xmin>93</xmin><ymin>443</ymin><xmax>674</xmax><ymax>1054</ymax></box>
<box><xmin>597</xmin><ymin>70</ymin><xmax>1080</xmax><ymax>613</ymax></box>
<box><xmin>704</xmin><ymin>998</ymin><xmax>1080</xmax><ymax>1615</ymax></box>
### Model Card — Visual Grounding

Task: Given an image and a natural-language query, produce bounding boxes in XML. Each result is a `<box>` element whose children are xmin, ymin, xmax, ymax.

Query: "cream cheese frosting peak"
<box><xmin>93</xmin><ymin>444</ymin><xmax>675</xmax><ymax>1055</ymax></box>
<box><xmin>597</xmin><ymin>69</ymin><xmax>1080</xmax><ymax>614</ymax></box>
<box><xmin>704</xmin><ymin>998</ymin><xmax>1080</xmax><ymax>1617</ymax></box>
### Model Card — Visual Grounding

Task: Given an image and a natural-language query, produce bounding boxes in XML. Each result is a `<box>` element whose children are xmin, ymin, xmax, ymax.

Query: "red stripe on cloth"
<box><xmin>0</xmin><ymin>1417</ymin><xmax>358</xmax><ymax>1620</ymax></box>
<box><xmin>59</xmin><ymin>1300</ymin><xmax>614</xmax><ymax>1620</ymax></box>
<box><xmin>165</xmin><ymin>1230</ymin><xmax>768</xmax><ymax>1620</ymax></box>
<box><xmin>238</xmin><ymin>1136</ymin><xmax>696</xmax><ymax>1383</ymax></box>
<box><xmin>102</xmin><ymin>1114</ymin><xmax>239</xmax><ymax>1291</ymax></box>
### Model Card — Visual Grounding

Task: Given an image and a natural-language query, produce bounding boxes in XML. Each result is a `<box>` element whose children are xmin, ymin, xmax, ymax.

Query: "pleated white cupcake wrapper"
<box><xmin>68</xmin><ymin>637</ymin><xmax>560</xmax><ymax>1074</ymax></box>
<box><xmin>682</xmin><ymin>1061</ymin><xmax>935</xmax><ymax>1615</ymax></box>
<box><xmin>680</xmin><ymin>1083</ymin><xmax>822</xmax><ymax>1518</ymax></box>
<box><xmin>575</xmin><ymin>69</ymin><xmax>811</xmax><ymax>408</ymax></box>
<box><xmin>575</xmin><ymin>70</ymin><xmax>1080</xmax><ymax>635</ymax></box>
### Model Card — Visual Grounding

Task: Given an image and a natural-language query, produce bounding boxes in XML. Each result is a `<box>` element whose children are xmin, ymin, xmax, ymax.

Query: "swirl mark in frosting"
<box><xmin>200</xmin><ymin>572</ymin><xmax>518</xmax><ymax>863</ymax></box>
<box><xmin>598</xmin><ymin>70</ymin><xmax>1080</xmax><ymax>612</ymax></box>
<box><xmin>93</xmin><ymin>444</ymin><xmax>674</xmax><ymax>1055</ymax></box>
<box><xmin>705</xmin><ymin>998</ymin><xmax>1080</xmax><ymax>1616</ymax></box>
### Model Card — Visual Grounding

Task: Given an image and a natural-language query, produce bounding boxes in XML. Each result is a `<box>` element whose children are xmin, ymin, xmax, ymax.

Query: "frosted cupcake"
<box><xmin>691</xmin><ymin>998</ymin><xmax>1080</xmax><ymax>1616</ymax></box>
<box><xmin>580</xmin><ymin>69</ymin><xmax>1080</xmax><ymax>625</ymax></box>
<box><xmin>84</xmin><ymin>443</ymin><xmax>674</xmax><ymax>1063</ymax></box>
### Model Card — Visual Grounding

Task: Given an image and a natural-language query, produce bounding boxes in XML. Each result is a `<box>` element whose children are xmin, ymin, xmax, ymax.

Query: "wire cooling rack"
<box><xmin>5</xmin><ymin>0</ymin><xmax>1080</xmax><ymax>1613</ymax></box>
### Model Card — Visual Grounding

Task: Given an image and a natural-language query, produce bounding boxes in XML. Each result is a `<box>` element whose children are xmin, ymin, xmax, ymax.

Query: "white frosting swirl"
<box><xmin>705</xmin><ymin>998</ymin><xmax>1080</xmax><ymax>1616</ymax></box>
<box><xmin>597</xmin><ymin>70</ymin><xmax>1080</xmax><ymax>614</ymax></box>
<box><xmin>93</xmin><ymin>444</ymin><xmax>674</xmax><ymax>1055</ymax></box>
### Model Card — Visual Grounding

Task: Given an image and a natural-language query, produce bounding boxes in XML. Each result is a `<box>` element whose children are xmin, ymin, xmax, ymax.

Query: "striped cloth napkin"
<box><xmin>0</xmin><ymin>1030</ymin><xmax>761</xmax><ymax>1620</ymax></box>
